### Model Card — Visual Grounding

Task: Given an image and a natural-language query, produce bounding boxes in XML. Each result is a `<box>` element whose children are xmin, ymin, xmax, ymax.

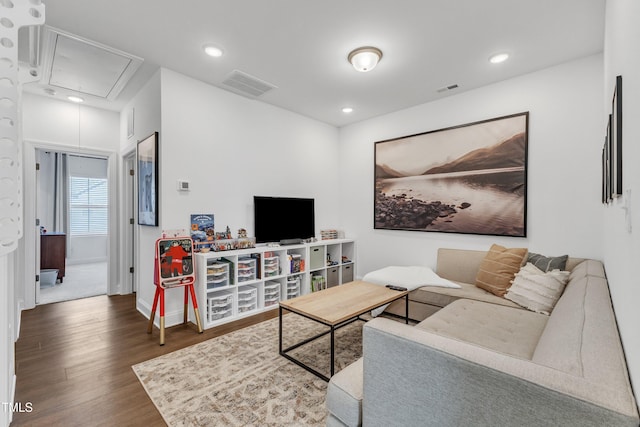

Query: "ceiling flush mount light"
<box><xmin>203</xmin><ymin>44</ymin><xmax>223</xmax><ymax>58</ymax></box>
<box><xmin>67</xmin><ymin>95</ymin><xmax>84</xmax><ymax>103</ymax></box>
<box><xmin>489</xmin><ymin>53</ymin><xmax>509</xmax><ymax>64</ymax></box>
<box><xmin>341</xmin><ymin>107</ymin><xmax>353</xmax><ymax>113</ymax></box>
<box><xmin>348</xmin><ymin>46</ymin><xmax>382</xmax><ymax>72</ymax></box>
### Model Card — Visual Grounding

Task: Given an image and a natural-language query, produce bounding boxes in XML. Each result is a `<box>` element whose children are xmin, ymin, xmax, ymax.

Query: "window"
<box><xmin>69</xmin><ymin>177</ymin><xmax>108</xmax><ymax>235</ymax></box>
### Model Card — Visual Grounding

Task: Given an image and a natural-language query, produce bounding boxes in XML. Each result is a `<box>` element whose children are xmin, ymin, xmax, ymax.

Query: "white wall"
<box><xmin>602</xmin><ymin>0</ymin><xmax>640</xmax><ymax>398</ymax></box>
<box><xmin>134</xmin><ymin>68</ymin><xmax>340</xmax><ymax>325</ymax></box>
<box><xmin>22</xmin><ymin>94</ymin><xmax>119</xmax><ymax>151</ymax></box>
<box><xmin>339</xmin><ymin>54</ymin><xmax>604</xmax><ymax>276</ymax></box>
<box><xmin>121</xmin><ymin>69</ymin><xmax>160</xmax><ymax>308</ymax></box>
<box><xmin>19</xmin><ymin>94</ymin><xmax>120</xmax><ymax>308</ymax></box>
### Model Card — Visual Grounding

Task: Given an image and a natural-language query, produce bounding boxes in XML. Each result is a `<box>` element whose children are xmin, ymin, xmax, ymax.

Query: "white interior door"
<box><xmin>124</xmin><ymin>152</ymin><xmax>136</xmax><ymax>292</ymax></box>
<box><xmin>35</xmin><ymin>158</ymin><xmax>41</xmax><ymax>303</ymax></box>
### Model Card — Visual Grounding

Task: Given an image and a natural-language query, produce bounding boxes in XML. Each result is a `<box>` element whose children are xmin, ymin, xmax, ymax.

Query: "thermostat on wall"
<box><xmin>177</xmin><ymin>180</ymin><xmax>190</xmax><ymax>191</ymax></box>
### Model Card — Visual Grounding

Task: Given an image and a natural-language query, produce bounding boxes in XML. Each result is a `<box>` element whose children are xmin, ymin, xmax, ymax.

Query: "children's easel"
<box><xmin>147</xmin><ymin>237</ymin><xmax>203</xmax><ymax>345</ymax></box>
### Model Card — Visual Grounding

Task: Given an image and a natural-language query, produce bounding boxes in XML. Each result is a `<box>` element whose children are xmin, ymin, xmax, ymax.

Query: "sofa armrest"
<box><xmin>362</xmin><ymin>318</ymin><xmax>639</xmax><ymax>427</ymax></box>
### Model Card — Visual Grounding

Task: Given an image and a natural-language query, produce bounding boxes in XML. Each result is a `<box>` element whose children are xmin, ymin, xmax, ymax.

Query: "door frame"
<box><xmin>22</xmin><ymin>140</ymin><xmax>119</xmax><ymax>309</ymax></box>
<box><xmin>122</xmin><ymin>149</ymin><xmax>137</xmax><ymax>293</ymax></box>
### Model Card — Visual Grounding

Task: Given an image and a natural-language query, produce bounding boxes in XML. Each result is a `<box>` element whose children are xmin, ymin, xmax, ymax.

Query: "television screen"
<box><xmin>254</xmin><ymin>196</ymin><xmax>315</xmax><ymax>244</ymax></box>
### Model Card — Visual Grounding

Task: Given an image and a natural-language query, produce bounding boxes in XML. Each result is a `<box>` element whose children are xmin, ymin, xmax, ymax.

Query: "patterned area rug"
<box><xmin>132</xmin><ymin>315</ymin><xmax>363</xmax><ymax>426</ymax></box>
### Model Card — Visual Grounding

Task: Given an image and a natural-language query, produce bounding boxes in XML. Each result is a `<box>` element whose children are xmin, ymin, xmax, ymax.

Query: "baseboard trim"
<box><xmin>137</xmin><ymin>297</ymin><xmax>186</xmax><ymax>328</ymax></box>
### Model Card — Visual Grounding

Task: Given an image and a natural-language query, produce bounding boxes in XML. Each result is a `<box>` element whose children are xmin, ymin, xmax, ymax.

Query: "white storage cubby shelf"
<box><xmin>193</xmin><ymin>239</ymin><xmax>356</xmax><ymax>329</ymax></box>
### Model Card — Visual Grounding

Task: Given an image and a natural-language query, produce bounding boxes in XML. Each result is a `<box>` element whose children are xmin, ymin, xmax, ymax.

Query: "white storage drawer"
<box><xmin>286</xmin><ymin>278</ymin><xmax>300</xmax><ymax>298</ymax></box>
<box><xmin>207</xmin><ymin>291</ymin><xmax>233</xmax><ymax>322</ymax></box>
<box><xmin>264</xmin><ymin>281</ymin><xmax>281</xmax><ymax>307</ymax></box>
<box><xmin>264</xmin><ymin>256</ymin><xmax>280</xmax><ymax>277</ymax></box>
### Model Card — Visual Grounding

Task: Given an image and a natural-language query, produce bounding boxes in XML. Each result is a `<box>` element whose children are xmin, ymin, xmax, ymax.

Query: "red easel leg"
<box><xmin>183</xmin><ymin>286</ymin><xmax>188</xmax><ymax>325</ymax></box>
<box><xmin>159</xmin><ymin>288</ymin><xmax>165</xmax><ymax>346</ymax></box>
<box><xmin>188</xmin><ymin>284</ymin><xmax>203</xmax><ymax>333</ymax></box>
<box><xmin>147</xmin><ymin>286</ymin><xmax>160</xmax><ymax>334</ymax></box>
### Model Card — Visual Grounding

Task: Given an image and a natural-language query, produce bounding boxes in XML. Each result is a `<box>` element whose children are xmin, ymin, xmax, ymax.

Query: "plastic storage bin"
<box><xmin>40</xmin><ymin>269</ymin><xmax>58</xmax><ymax>287</ymax></box>
<box><xmin>264</xmin><ymin>281</ymin><xmax>281</xmax><ymax>307</ymax></box>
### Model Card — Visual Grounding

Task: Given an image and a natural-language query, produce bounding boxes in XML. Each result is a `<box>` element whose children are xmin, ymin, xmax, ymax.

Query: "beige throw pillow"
<box><xmin>475</xmin><ymin>244</ymin><xmax>528</xmax><ymax>297</ymax></box>
<box><xmin>505</xmin><ymin>263</ymin><xmax>570</xmax><ymax>315</ymax></box>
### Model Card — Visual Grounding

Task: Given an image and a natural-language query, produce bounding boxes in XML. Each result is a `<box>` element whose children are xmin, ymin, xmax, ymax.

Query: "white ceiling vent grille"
<box><xmin>40</xmin><ymin>26</ymin><xmax>143</xmax><ymax>101</ymax></box>
<box><xmin>221</xmin><ymin>70</ymin><xmax>277</xmax><ymax>98</ymax></box>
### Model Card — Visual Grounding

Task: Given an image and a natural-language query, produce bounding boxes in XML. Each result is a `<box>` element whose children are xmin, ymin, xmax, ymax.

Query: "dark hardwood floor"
<box><xmin>12</xmin><ymin>294</ymin><xmax>278</xmax><ymax>426</ymax></box>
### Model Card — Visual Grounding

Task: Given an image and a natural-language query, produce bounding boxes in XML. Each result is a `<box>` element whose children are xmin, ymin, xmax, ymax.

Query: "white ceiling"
<box><xmin>26</xmin><ymin>0</ymin><xmax>605</xmax><ymax>127</ymax></box>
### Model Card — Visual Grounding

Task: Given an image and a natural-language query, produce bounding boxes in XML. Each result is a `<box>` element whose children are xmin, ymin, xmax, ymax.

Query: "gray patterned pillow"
<box><xmin>527</xmin><ymin>252</ymin><xmax>568</xmax><ymax>272</ymax></box>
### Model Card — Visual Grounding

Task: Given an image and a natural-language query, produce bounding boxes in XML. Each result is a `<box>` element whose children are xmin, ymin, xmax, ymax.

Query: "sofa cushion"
<box><xmin>504</xmin><ymin>263</ymin><xmax>570</xmax><ymax>315</ymax></box>
<box><xmin>527</xmin><ymin>252</ymin><xmax>568</xmax><ymax>272</ymax></box>
<box><xmin>416</xmin><ymin>299</ymin><xmax>548</xmax><ymax>359</ymax></box>
<box><xmin>533</xmin><ymin>268</ymin><xmax>635</xmax><ymax>397</ymax></box>
<box><xmin>326</xmin><ymin>357</ymin><xmax>363</xmax><ymax>427</ymax></box>
<box><xmin>409</xmin><ymin>281</ymin><xmax>522</xmax><ymax>309</ymax></box>
<box><xmin>475</xmin><ymin>244</ymin><xmax>528</xmax><ymax>296</ymax></box>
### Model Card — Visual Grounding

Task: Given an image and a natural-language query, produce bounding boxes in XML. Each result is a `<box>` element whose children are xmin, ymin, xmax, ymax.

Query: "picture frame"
<box><xmin>137</xmin><ymin>132</ymin><xmax>159</xmax><ymax>226</ymax></box>
<box><xmin>374</xmin><ymin>112</ymin><xmax>528</xmax><ymax>237</ymax></box>
<box><xmin>612</xmin><ymin>75</ymin><xmax>623</xmax><ymax>197</ymax></box>
<box><xmin>602</xmin><ymin>115</ymin><xmax>612</xmax><ymax>204</ymax></box>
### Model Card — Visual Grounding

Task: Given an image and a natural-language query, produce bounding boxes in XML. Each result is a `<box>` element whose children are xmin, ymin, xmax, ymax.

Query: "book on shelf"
<box><xmin>190</xmin><ymin>214</ymin><xmax>215</xmax><ymax>252</ymax></box>
<box><xmin>311</xmin><ymin>275</ymin><xmax>326</xmax><ymax>292</ymax></box>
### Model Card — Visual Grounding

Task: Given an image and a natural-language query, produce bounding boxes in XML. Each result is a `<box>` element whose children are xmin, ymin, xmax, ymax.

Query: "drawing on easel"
<box><xmin>157</xmin><ymin>238</ymin><xmax>194</xmax><ymax>282</ymax></box>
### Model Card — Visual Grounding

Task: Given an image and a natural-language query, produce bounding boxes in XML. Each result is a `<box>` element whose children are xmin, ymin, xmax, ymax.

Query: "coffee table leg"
<box><xmin>405</xmin><ymin>294</ymin><xmax>409</xmax><ymax>324</ymax></box>
<box><xmin>330</xmin><ymin>325</ymin><xmax>335</xmax><ymax>377</ymax></box>
<box><xmin>279</xmin><ymin>306</ymin><xmax>283</xmax><ymax>354</ymax></box>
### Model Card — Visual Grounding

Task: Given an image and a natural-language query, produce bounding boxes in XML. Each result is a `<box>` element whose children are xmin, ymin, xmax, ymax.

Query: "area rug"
<box><xmin>132</xmin><ymin>315</ymin><xmax>363</xmax><ymax>426</ymax></box>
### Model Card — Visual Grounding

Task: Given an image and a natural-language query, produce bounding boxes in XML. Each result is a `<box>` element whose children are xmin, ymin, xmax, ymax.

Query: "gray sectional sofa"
<box><xmin>325</xmin><ymin>248</ymin><xmax>639</xmax><ymax>427</ymax></box>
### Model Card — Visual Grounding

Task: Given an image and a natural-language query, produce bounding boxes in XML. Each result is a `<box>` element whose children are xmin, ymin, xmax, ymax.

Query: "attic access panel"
<box><xmin>41</xmin><ymin>27</ymin><xmax>143</xmax><ymax>100</ymax></box>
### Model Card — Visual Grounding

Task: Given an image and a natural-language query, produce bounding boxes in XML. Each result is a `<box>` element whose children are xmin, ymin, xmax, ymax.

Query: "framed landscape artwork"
<box><xmin>374</xmin><ymin>112</ymin><xmax>528</xmax><ymax>237</ymax></box>
<box><xmin>138</xmin><ymin>132</ymin><xmax>159</xmax><ymax>226</ymax></box>
<box><xmin>612</xmin><ymin>75</ymin><xmax>623</xmax><ymax>197</ymax></box>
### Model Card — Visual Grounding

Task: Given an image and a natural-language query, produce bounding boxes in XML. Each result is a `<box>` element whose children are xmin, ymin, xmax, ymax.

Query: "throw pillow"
<box><xmin>505</xmin><ymin>263</ymin><xmax>570</xmax><ymax>315</ymax></box>
<box><xmin>475</xmin><ymin>244</ymin><xmax>528</xmax><ymax>297</ymax></box>
<box><xmin>527</xmin><ymin>252</ymin><xmax>568</xmax><ymax>272</ymax></box>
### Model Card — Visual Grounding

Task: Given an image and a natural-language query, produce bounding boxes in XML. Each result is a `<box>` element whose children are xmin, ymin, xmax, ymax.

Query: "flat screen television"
<box><xmin>254</xmin><ymin>196</ymin><xmax>315</xmax><ymax>244</ymax></box>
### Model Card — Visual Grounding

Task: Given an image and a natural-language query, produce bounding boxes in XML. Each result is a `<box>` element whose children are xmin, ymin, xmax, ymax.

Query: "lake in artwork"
<box><xmin>375</xmin><ymin>167</ymin><xmax>525</xmax><ymax>236</ymax></box>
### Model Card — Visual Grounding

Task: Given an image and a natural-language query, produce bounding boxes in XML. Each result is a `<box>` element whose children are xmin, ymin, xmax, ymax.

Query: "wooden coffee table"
<box><xmin>279</xmin><ymin>280</ymin><xmax>408</xmax><ymax>381</ymax></box>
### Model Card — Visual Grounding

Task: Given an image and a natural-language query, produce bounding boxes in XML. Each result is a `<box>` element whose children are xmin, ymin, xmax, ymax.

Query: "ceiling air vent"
<box><xmin>221</xmin><ymin>70</ymin><xmax>277</xmax><ymax>98</ymax></box>
<box><xmin>436</xmin><ymin>83</ymin><xmax>459</xmax><ymax>93</ymax></box>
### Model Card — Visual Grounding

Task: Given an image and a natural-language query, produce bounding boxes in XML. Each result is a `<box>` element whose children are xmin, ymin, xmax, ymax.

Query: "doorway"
<box><xmin>36</xmin><ymin>148</ymin><xmax>109</xmax><ymax>304</ymax></box>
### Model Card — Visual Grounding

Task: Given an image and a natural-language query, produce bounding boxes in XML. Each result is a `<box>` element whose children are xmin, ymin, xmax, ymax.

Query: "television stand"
<box><xmin>280</xmin><ymin>238</ymin><xmax>303</xmax><ymax>245</ymax></box>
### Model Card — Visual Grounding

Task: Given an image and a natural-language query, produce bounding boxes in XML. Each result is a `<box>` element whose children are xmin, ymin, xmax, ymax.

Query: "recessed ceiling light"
<box><xmin>342</xmin><ymin>107</ymin><xmax>353</xmax><ymax>113</ymax></box>
<box><xmin>489</xmin><ymin>53</ymin><xmax>509</xmax><ymax>64</ymax></box>
<box><xmin>203</xmin><ymin>44</ymin><xmax>224</xmax><ymax>57</ymax></box>
<box><xmin>67</xmin><ymin>96</ymin><xmax>84</xmax><ymax>103</ymax></box>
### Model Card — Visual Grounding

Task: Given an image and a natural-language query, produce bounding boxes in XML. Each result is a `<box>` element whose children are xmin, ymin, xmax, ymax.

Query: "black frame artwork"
<box><xmin>602</xmin><ymin>115</ymin><xmax>612</xmax><ymax>203</ymax></box>
<box><xmin>374</xmin><ymin>112</ymin><xmax>528</xmax><ymax>237</ymax></box>
<box><xmin>137</xmin><ymin>132</ymin><xmax>159</xmax><ymax>226</ymax></box>
<box><xmin>612</xmin><ymin>75</ymin><xmax>623</xmax><ymax>197</ymax></box>
<box><xmin>603</xmin><ymin>75</ymin><xmax>623</xmax><ymax>204</ymax></box>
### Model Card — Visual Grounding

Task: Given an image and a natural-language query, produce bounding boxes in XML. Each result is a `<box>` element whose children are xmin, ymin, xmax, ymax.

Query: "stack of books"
<box><xmin>311</xmin><ymin>275</ymin><xmax>327</xmax><ymax>292</ymax></box>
